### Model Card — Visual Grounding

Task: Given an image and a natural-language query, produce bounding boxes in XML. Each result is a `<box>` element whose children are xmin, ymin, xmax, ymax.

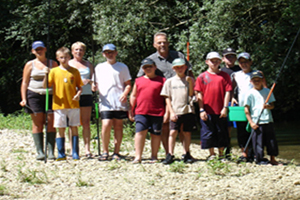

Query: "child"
<box><xmin>244</xmin><ymin>71</ymin><xmax>279</xmax><ymax>165</ymax></box>
<box><xmin>160</xmin><ymin>58</ymin><xmax>195</xmax><ymax>164</ymax></box>
<box><xmin>92</xmin><ymin>44</ymin><xmax>131</xmax><ymax>161</ymax></box>
<box><xmin>45</xmin><ymin>47</ymin><xmax>83</xmax><ymax>161</ymax></box>
<box><xmin>232</xmin><ymin>52</ymin><xmax>267</xmax><ymax>162</ymax></box>
<box><xmin>130</xmin><ymin>58</ymin><xmax>166</xmax><ymax>163</ymax></box>
<box><xmin>194</xmin><ymin>52</ymin><xmax>231</xmax><ymax>160</ymax></box>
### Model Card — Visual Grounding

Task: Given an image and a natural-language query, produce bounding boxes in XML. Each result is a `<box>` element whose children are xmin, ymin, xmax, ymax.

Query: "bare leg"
<box><xmin>80</xmin><ymin>106</ymin><xmax>92</xmax><ymax>155</ymax></box>
<box><xmin>209</xmin><ymin>148</ymin><xmax>215</xmax><ymax>156</ymax></box>
<box><xmin>218</xmin><ymin>147</ymin><xmax>225</xmax><ymax>157</ymax></box>
<box><xmin>58</xmin><ymin>128</ymin><xmax>66</xmax><ymax>138</ymax></box>
<box><xmin>179</xmin><ymin>124</ymin><xmax>186</xmax><ymax>154</ymax></box>
<box><xmin>112</xmin><ymin>119</ymin><xmax>123</xmax><ymax>154</ymax></box>
<box><xmin>182</xmin><ymin>131</ymin><xmax>191</xmax><ymax>153</ymax></box>
<box><xmin>151</xmin><ymin>134</ymin><xmax>161</xmax><ymax>160</ymax></box>
<box><xmin>30</xmin><ymin>112</ymin><xmax>45</xmax><ymax>133</ymax></box>
<box><xmin>168</xmin><ymin>130</ymin><xmax>178</xmax><ymax>155</ymax></box>
<box><xmin>134</xmin><ymin>129</ymin><xmax>148</xmax><ymax>161</ymax></box>
<box><xmin>46</xmin><ymin>113</ymin><xmax>56</xmax><ymax>132</ymax></box>
<box><xmin>161</xmin><ymin>122</ymin><xmax>169</xmax><ymax>154</ymax></box>
<box><xmin>101</xmin><ymin>119</ymin><xmax>113</xmax><ymax>154</ymax></box>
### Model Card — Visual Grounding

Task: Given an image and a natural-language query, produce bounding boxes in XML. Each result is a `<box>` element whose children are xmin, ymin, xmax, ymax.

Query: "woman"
<box><xmin>69</xmin><ymin>41</ymin><xmax>94</xmax><ymax>158</ymax></box>
<box><xmin>20</xmin><ymin>41</ymin><xmax>58</xmax><ymax>160</ymax></box>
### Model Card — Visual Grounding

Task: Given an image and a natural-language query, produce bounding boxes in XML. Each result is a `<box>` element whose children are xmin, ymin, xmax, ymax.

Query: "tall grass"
<box><xmin>0</xmin><ymin>110</ymin><xmax>31</xmax><ymax>130</ymax></box>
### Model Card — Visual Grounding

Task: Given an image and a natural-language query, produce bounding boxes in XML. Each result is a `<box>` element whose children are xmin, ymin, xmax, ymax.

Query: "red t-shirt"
<box><xmin>194</xmin><ymin>71</ymin><xmax>232</xmax><ymax>115</ymax></box>
<box><xmin>134</xmin><ymin>76</ymin><xmax>166</xmax><ymax>116</ymax></box>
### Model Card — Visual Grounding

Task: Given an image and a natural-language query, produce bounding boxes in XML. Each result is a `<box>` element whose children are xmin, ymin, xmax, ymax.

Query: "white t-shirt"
<box><xmin>93</xmin><ymin>61</ymin><xmax>131</xmax><ymax>111</ymax></box>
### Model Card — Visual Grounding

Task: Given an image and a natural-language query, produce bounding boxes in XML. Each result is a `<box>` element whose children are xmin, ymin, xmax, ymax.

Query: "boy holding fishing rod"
<box><xmin>244</xmin><ymin>71</ymin><xmax>279</xmax><ymax>165</ymax></box>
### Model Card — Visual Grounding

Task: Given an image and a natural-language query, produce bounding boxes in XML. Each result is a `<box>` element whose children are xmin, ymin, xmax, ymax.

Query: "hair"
<box><xmin>154</xmin><ymin>32</ymin><xmax>168</xmax><ymax>41</ymax></box>
<box><xmin>56</xmin><ymin>47</ymin><xmax>71</xmax><ymax>57</ymax></box>
<box><xmin>71</xmin><ymin>41</ymin><xmax>86</xmax><ymax>52</ymax></box>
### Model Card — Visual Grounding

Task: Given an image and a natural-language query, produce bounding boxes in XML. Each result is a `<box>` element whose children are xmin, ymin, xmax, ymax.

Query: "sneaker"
<box><xmin>162</xmin><ymin>153</ymin><xmax>174</xmax><ymax>165</ymax></box>
<box><xmin>183</xmin><ymin>152</ymin><xmax>194</xmax><ymax>163</ymax></box>
<box><xmin>237</xmin><ymin>156</ymin><xmax>247</xmax><ymax>163</ymax></box>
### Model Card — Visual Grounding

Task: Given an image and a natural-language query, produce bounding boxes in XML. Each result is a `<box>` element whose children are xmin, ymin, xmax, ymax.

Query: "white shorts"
<box><xmin>54</xmin><ymin>109</ymin><xmax>80</xmax><ymax>128</ymax></box>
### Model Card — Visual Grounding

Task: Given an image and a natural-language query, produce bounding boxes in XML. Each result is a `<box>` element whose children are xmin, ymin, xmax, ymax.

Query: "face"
<box><xmin>153</xmin><ymin>35</ymin><xmax>169</xmax><ymax>55</ymax></box>
<box><xmin>32</xmin><ymin>47</ymin><xmax>46</xmax><ymax>57</ymax></box>
<box><xmin>238</xmin><ymin>58</ymin><xmax>252</xmax><ymax>72</ymax></box>
<box><xmin>172</xmin><ymin>65</ymin><xmax>187</xmax><ymax>76</ymax></box>
<box><xmin>205</xmin><ymin>58</ymin><xmax>222</xmax><ymax>70</ymax></box>
<box><xmin>102</xmin><ymin>50</ymin><xmax>117</xmax><ymax>61</ymax></box>
<box><xmin>251</xmin><ymin>77</ymin><xmax>263</xmax><ymax>89</ymax></box>
<box><xmin>142</xmin><ymin>64</ymin><xmax>156</xmax><ymax>75</ymax></box>
<box><xmin>222</xmin><ymin>54</ymin><xmax>237</xmax><ymax>67</ymax></box>
<box><xmin>72</xmin><ymin>44</ymin><xmax>85</xmax><ymax>58</ymax></box>
<box><xmin>56</xmin><ymin>53</ymin><xmax>71</xmax><ymax>65</ymax></box>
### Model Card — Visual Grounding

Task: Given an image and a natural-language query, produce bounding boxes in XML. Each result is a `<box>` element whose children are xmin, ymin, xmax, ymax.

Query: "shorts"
<box><xmin>54</xmin><ymin>108</ymin><xmax>80</xmax><ymax>128</ymax></box>
<box><xmin>25</xmin><ymin>89</ymin><xmax>53</xmax><ymax>114</ymax></box>
<box><xmin>236</xmin><ymin>121</ymin><xmax>250</xmax><ymax>148</ymax></box>
<box><xmin>135</xmin><ymin>115</ymin><xmax>163</xmax><ymax>135</ymax></box>
<box><xmin>79</xmin><ymin>95</ymin><xmax>93</xmax><ymax>107</ymax></box>
<box><xmin>200</xmin><ymin>114</ymin><xmax>229</xmax><ymax>149</ymax></box>
<box><xmin>100</xmin><ymin>111</ymin><xmax>128</xmax><ymax>119</ymax></box>
<box><xmin>170</xmin><ymin>113</ymin><xmax>196</xmax><ymax>132</ymax></box>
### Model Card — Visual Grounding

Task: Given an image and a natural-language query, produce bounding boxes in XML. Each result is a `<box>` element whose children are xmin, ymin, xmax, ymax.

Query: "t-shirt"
<box><xmin>48</xmin><ymin>66</ymin><xmax>83</xmax><ymax>110</ymax></box>
<box><xmin>93</xmin><ymin>61</ymin><xmax>131</xmax><ymax>111</ymax></box>
<box><xmin>194</xmin><ymin>71</ymin><xmax>232</xmax><ymax>115</ymax></box>
<box><xmin>135</xmin><ymin>76</ymin><xmax>166</xmax><ymax>116</ymax></box>
<box><xmin>137</xmin><ymin>51</ymin><xmax>192</xmax><ymax>79</ymax></box>
<box><xmin>244</xmin><ymin>87</ymin><xmax>275</xmax><ymax>124</ymax></box>
<box><xmin>232</xmin><ymin>70</ymin><xmax>258</xmax><ymax>106</ymax></box>
<box><xmin>160</xmin><ymin>75</ymin><xmax>194</xmax><ymax>115</ymax></box>
<box><xmin>221</xmin><ymin>65</ymin><xmax>241</xmax><ymax>77</ymax></box>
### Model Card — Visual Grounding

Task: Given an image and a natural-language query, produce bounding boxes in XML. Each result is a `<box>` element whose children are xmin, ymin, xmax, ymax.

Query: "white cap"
<box><xmin>206</xmin><ymin>51</ymin><xmax>222</xmax><ymax>60</ymax></box>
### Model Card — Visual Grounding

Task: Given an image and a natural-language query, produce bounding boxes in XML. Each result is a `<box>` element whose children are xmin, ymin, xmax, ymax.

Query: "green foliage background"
<box><xmin>0</xmin><ymin>0</ymin><xmax>299</xmax><ymax>121</ymax></box>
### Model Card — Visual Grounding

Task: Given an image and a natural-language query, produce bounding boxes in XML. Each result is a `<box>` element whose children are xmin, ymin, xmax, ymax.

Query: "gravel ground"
<box><xmin>0</xmin><ymin>129</ymin><xmax>300</xmax><ymax>200</ymax></box>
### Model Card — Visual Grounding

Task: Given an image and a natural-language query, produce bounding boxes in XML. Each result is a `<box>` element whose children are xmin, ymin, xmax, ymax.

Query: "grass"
<box><xmin>0</xmin><ymin>184</ymin><xmax>9</xmax><ymax>196</ymax></box>
<box><xmin>17</xmin><ymin>165</ymin><xmax>48</xmax><ymax>185</ymax></box>
<box><xmin>206</xmin><ymin>156</ymin><xmax>231</xmax><ymax>176</ymax></box>
<box><xmin>76</xmin><ymin>173</ymin><xmax>94</xmax><ymax>187</ymax></box>
<box><xmin>0</xmin><ymin>111</ymin><xmax>31</xmax><ymax>130</ymax></box>
<box><xmin>11</xmin><ymin>148</ymin><xmax>28</xmax><ymax>153</ymax></box>
<box><xmin>168</xmin><ymin>161</ymin><xmax>186</xmax><ymax>173</ymax></box>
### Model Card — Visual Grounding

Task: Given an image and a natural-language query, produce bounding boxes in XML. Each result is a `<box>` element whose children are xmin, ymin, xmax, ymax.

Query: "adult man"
<box><xmin>137</xmin><ymin>32</ymin><xmax>194</xmax><ymax>157</ymax></box>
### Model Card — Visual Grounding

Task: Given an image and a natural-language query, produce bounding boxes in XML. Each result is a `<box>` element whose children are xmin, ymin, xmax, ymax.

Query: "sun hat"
<box><xmin>32</xmin><ymin>41</ymin><xmax>45</xmax><ymax>50</ymax></box>
<box><xmin>222</xmin><ymin>48</ymin><xmax>236</xmax><ymax>56</ymax></box>
<box><xmin>102</xmin><ymin>44</ymin><xmax>116</xmax><ymax>52</ymax></box>
<box><xmin>141</xmin><ymin>58</ymin><xmax>155</xmax><ymax>68</ymax></box>
<box><xmin>172</xmin><ymin>58</ymin><xmax>186</xmax><ymax>68</ymax></box>
<box><xmin>206</xmin><ymin>52</ymin><xmax>222</xmax><ymax>60</ymax></box>
<box><xmin>237</xmin><ymin>52</ymin><xmax>251</xmax><ymax>60</ymax></box>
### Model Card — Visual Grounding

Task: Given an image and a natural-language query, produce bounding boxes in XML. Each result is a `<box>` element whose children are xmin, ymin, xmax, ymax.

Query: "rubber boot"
<box><xmin>72</xmin><ymin>136</ymin><xmax>80</xmax><ymax>160</ymax></box>
<box><xmin>32</xmin><ymin>133</ymin><xmax>45</xmax><ymax>160</ymax></box>
<box><xmin>56</xmin><ymin>137</ymin><xmax>66</xmax><ymax>161</ymax></box>
<box><xmin>47</xmin><ymin>132</ymin><xmax>56</xmax><ymax>160</ymax></box>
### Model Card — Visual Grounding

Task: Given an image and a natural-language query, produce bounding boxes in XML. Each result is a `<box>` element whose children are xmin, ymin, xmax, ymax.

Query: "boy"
<box><xmin>45</xmin><ymin>47</ymin><xmax>83</xmax><ymax>161</ymax></box>
<box><xmin>231</xmin><ymin>52</ymin><xmax>267</xmax><ymax>162</ymax></box>
<box><xmin>92</xmin><ymin>44</ymin><xmax>131</xmax><ymax>161</ymax></box>
<box><xmin>194</xmin><ymin>52</ymin><xmax>231</xmax><ymax>160</ymax></box>
<box><xmin>160</xmin><ymin>58</ymin><xmax>195</xmax><ymax>164</ymax></box>
<box><xmin>244</xmin><ymin>71</ymin><xmax>279</xmax><ymax>165</ymax></box>
<box><xmin>130</xmin><ymin>58</ymin><xmax>166</xmax><ymax>163</ymax></box>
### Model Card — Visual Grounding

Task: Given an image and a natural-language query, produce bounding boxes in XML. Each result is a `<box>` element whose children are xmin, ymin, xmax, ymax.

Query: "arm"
<box><xmin>196</xmin><ymin>91</ymin><xmax>207</xmax><ymax>121</ymax></box>
<box><xmin>186</xmin><ymin>76</ymin><xmax>194</xmax><ymax>96</ymax></box>
<box><xmin>231</xmin><ymin>75</ymin><xmax>238</xmax><ymax>105</ymax></box>
<box><xmin>119</xmin><ymin>80</ymin><xmax>131</xmax><ymax>103</ymax></box>
<box><xmin>129</xmin><ymin>82</ymin><xmax>137</xmax><ymax>122</ymax></box>
<box><xmin>220</xmin><ymin>91</ymin><xmax>230</xmax><ymax>118</ymax></box>
<box><xmin>73</xmin><ymin>86</ymin><xmax>82</xmax><ymax>101</ymax></box>
<box><xmin>165</xmin><ymin>96</ymin><xmax>177</xmax><ymax>122</ymax></box>
<box><xmin>245</xmin><ymin>105</ymin><xmax>259</xmax><ymax>130</ymax></box>
<box><xmin>20</xmin><ymin>62</ymin><xmax>32</xmax><ymax>107</ymax></box>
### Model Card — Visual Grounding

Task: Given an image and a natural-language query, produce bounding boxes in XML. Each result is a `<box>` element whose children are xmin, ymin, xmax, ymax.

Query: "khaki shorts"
<box><xmin>54</xmin><ymin>108</ymin><xmax>80</xmax><ymax>128</ymax></box>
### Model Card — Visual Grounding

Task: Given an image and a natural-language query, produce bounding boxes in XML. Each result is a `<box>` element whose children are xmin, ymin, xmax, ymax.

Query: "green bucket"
<box><xmin>228</xmin><ymin>106</ymin><xmax>247</xmax><ymax>121</ymax></box>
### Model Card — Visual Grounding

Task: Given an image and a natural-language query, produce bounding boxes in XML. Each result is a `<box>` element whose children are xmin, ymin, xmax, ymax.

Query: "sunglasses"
<box><xmin>225</xmin><ymin>55</ymin><xmax>236</xmax><ymax>59</ymax></box>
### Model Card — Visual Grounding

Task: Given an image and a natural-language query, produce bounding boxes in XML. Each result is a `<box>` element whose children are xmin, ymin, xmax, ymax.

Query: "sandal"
<box><xmin>98</xmin><ymin>152</ymin><xmax>109</xmax><ymax>161</ymax></box>
<box><xmin>112</xmin><ymin>153</ymin><xmax>122</xmax><ymax>161</ymax></box>
<box><xmin>86</xmin><ymin>153</ymin><xmax>93</xmax><ymax>159</ymax></box>
<box><xmin>132</xmin><ymin>159</ymin><xmax>141</xmax><ymax>164</ymax></box>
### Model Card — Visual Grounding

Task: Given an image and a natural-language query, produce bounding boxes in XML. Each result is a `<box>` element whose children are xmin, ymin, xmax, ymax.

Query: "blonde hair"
<box><xmin>56</xmin><ymin>47</ymin><xmax>71</xmax><ymax>57</ymax></box>
<box><xmin>71</xmin><ymin>41</ymin><xmax>86</xmax><ymax>52</ymax></box>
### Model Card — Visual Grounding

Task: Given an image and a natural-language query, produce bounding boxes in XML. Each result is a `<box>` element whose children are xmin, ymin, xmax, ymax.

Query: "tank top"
<box><xmin>27</xmin><ymin>60</ymin><xmax>53</xmax><ymax>95</ymax></box>
<box><xmin>77</xmin><ymin>65</ymin><xmax>93</xmax><ymax>95</ymax></box>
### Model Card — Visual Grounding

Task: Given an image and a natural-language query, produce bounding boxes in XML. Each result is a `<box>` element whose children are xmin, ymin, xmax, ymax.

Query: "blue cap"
<box><xmin>102</xmin><ymin>44</ymin><xmax>116</xmax><ymax>52</ymax></box>
<box><xmin>238</xmin><ymin>52</ymin><xmax>251</xmax><ymax>60</ymax></box>
<box><xmin>32</xmin><ymin>41</ymin><xmax>45</xmax><ymax>49</ymax></box>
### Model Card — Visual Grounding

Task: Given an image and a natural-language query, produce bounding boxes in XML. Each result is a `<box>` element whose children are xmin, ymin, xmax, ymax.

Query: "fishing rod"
<box><xmin>44</xmin><ymin>0</ymin><xmax>51</xmax><ymax>163</ymax></box>
<box><xmin>243</xmin><ymin>26</ymin><xmax>300</xmax><ymax>153</ymax></box>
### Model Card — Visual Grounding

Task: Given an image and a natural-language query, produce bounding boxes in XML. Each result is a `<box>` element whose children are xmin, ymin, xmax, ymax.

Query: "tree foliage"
<box><xmin>0</xmin><ymin>0</ymin><xmax>299</xmax><ymax>120</ymax></box>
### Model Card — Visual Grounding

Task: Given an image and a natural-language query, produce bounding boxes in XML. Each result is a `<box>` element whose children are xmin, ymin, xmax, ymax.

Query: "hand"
<box><xmin>91</xmin><ymin>83</ymin><xmax>97</xmax><ymax>92</ymax></box>
<box><xmin>263</xmin><ymin>103</ymin><xmax>271</xmax><ymax>109</ymax></box>
<box><xmin>82</xmin><ymin>79</ymin><xmax>90</xmax><ymax>85</ymax></box>
<box><xmin>43</xmin><ymin>67</ymin><xmax>50</xmax><ymax>74</ymax></box>
<box><xmin>20</xmin><ymin>100</ymin><xmax>26</xmax><ymax>107</ymax></box>
<box><xmin>250</xmin><ymin>121</ymin><xmax>259</xmax><ymax>130</ymax></box>
<box><xmin>232</xmin><ymin>98</ymin><xmax>238</xmax><ymax>105</ymax></box>
<box><xmin>73</xmin><ymin>94</ymin><xmax>80</xmax><ymax>101</ymax></box>
<box><xmin>163</xmin><ymin>111</ymin><xmax>170</xmax><ymax>123</ymax></box>
<box><xmin>128</xmin><ymin>110</ymin><xmax>135</xmax><ymax>122</ymax></box>
<box><xmin>170</xmin><ymin>112</ymin><xmax>178</xmax><ymax>122</ymax></box>
<box><xmin>186</xmin><ymin>76</ymin><xmax>192</xmax><ymax>83</ymax></box>
<box><xmin>200</xmin><ymin>111</ymin><xmax>208</xmax><ymax>121</ymax></box>
<box><xmin>219</xmin><ymin>107</ymin><xmax>228</xmax><ymax>118</ymax></box>
<box><xmin>119</xmin><ymin>94</ymin><xmax>127</xmax><ymax>103</ymax></box>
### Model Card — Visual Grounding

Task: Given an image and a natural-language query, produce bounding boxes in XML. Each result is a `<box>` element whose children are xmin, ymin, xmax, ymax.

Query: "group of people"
<box><xmin>20</xmin><ymin>31</ymin><xmax>280</xmax><ymax>165</ymax></box>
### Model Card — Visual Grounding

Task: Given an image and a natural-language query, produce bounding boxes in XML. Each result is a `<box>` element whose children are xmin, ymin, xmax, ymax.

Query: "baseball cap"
<box><xmin>102</xmin><ymin>44</ymin><xmax>116</xmax><ymax>52</ymax></box>
<box><xmin>237</xmin><ymin>52</ymin><xmax>251</xmax><ymax>60</ymax></box>
<box><xmin>141</xmin><ymin>58</ymin><xmax>155</xmax><ymax>68</ymax></box>
<box><xmin>222</xmin><ymin>48</ymin><xmax>236</xmax><ymax>56</ymax></box>
<box><xmin>32</xmin><ymin>41</ymin><xmax>45</xmax><ymax>50</ymax></box>
<box><xmin>172</xmin><ymin>58</ymin><xmax>186</xmax><ymax>68</ymax></box>
<box><xmin>251</xmin><ymin>71</ymin><xmax>263</xmax><ymax>79</ymax></box>
<box><xmin>206</xmin><ymin>52</ymin><xmax>222</xmax><ymax>60</ymax></box>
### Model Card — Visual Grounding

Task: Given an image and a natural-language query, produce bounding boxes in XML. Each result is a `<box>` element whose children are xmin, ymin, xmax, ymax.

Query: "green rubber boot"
<box><xmin>32</xmin><ymin>133</ymin><xmax>45</xmax><ymax>160</ymax></box>
<box><xmin>47</xmin><ymin>132</ymin><xmax>56</xmax><ymax>160</ymax></box>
